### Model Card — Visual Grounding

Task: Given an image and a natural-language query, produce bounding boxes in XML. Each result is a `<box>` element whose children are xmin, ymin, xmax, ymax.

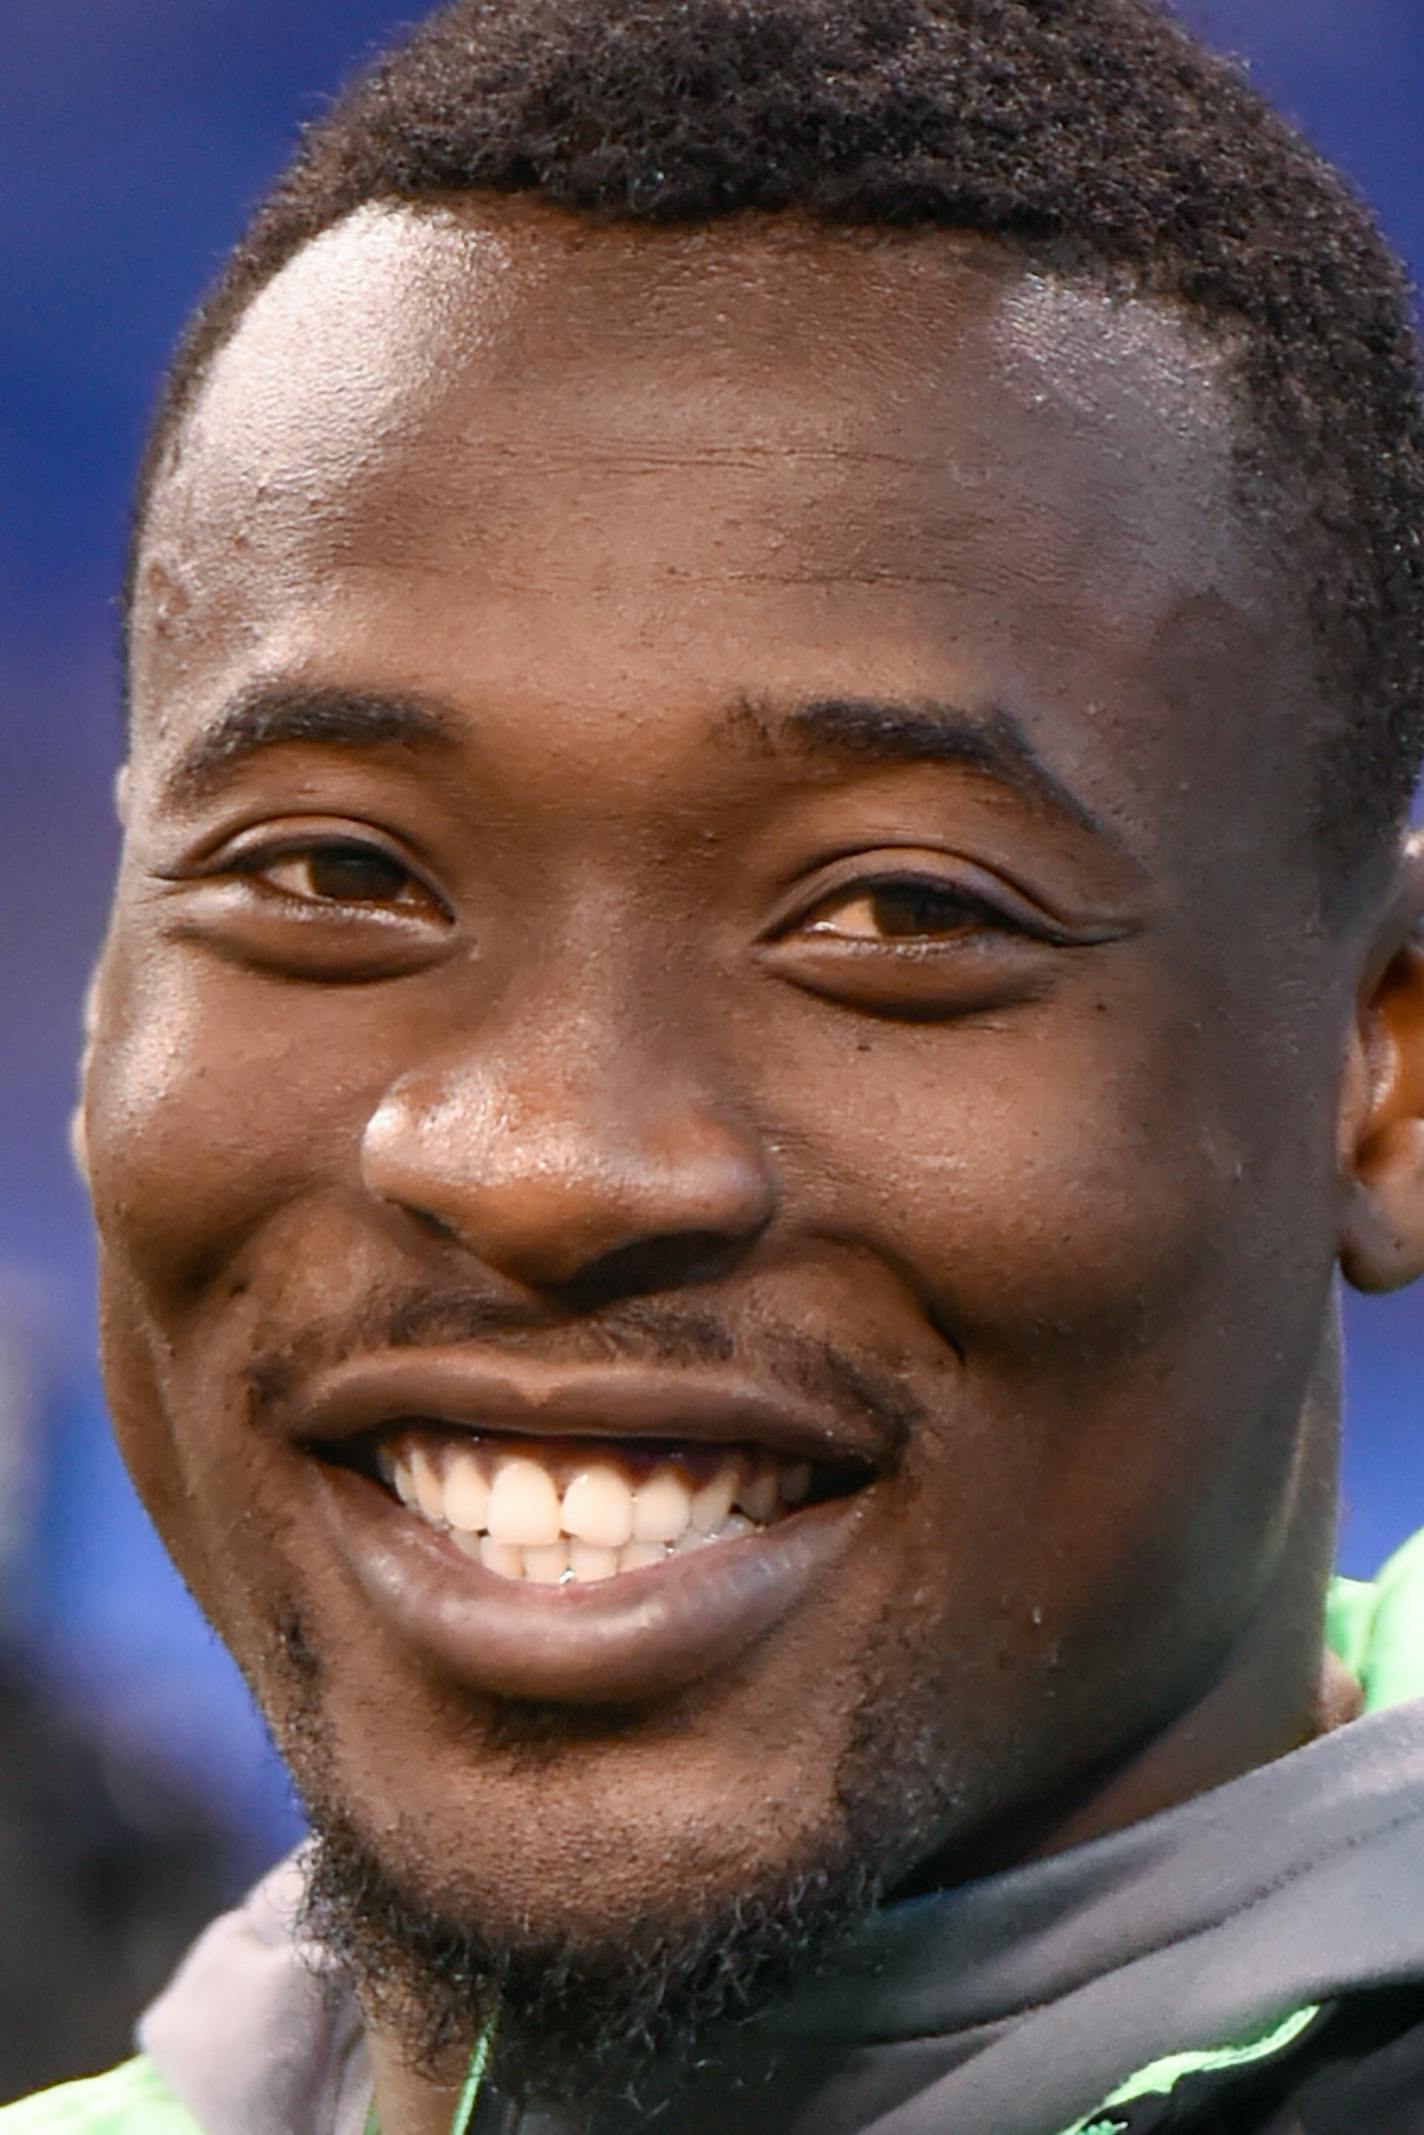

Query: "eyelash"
<box><xmin>230</xmin><ymin>837</ymin><xmax>446</xmax><ymax>917</ymax></box>
<box><xmin>796</xmin><ymin>874</ymin><xmax>1015</xmax><ymax>945</ymax></box>
<box><xmin>232</xmin><ymin>841</ymin><xmax>1020</xmax><ymax>945</ymax></box>
<box><xmin>170</xmin><ymin>825</ymin><xmax>1083</xmax><ymax>1012</ymax></box>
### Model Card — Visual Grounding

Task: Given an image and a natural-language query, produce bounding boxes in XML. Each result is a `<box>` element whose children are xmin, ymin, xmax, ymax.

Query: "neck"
<box><xmin>368</xmin><ymin>2044</ymin><xmax>473</xmax><ymax>2135</ymax></box>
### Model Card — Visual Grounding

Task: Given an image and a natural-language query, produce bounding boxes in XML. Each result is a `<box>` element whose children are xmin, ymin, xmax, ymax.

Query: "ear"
<box><xmin>1340</xmin><ymin>833</ymin><xmax>1424</xmax><ymax>1294</ymax></box>
<box><xmin>69</xmin><ymin>961</ymin><xmax>103</xmax><ymax>1192</ymax></box>
<box><xmin>71</xmin><ymin>771</ymin><xmax>128</xmax><ymax>1191</ymax></box>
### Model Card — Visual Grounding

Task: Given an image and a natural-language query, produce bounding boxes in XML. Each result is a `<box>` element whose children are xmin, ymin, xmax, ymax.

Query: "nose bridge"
<box><xmin>360</xmin><ymin>962</ymin><xmax>775</xmax><ymax>1287</ymax></box>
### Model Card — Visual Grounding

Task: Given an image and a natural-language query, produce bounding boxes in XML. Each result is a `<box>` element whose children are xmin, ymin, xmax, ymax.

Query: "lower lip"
<box><xmin>310</xmin><ymin>1465</ymin><xmax>870</xmax><ymax>1705</ymax></box>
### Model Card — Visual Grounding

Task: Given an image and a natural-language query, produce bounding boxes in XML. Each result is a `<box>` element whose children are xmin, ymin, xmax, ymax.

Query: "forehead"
<box><xmin>141</xmin><ymin>198</ymin><xmax>1244</xmax><ymax>575</ymax></box>
<box><xmin>131</xmin><ymin>200</ymin><xmax>1300</xmax><ymax>869</ymax></box>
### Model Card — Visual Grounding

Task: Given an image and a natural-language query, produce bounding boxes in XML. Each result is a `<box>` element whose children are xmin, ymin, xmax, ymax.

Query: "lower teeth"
<box><xmin>434</xmin><ymin>1510</ymin><xmax>760</xmax><ymax>1584</ymax></box>
<box><xmin>460</xmin><ymin>1516</ymin><xmax>760</xmax><ymax>1585</ymax></box>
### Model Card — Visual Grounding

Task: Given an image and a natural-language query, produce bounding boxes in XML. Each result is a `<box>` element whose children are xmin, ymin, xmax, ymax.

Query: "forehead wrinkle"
<box><xmin>141</xmin><ymin>212</ymin><xmax>1258</xmax><ymax>653</ymax></box>
<box><xmin>141</xmin><ymin>214</ymin><xmax>983</xmax><ymax>584</ymax></box>
<box><xmin>166</xmin><ymin>213</ymin><xmax>925</xmax><ymax>518</ymax></box>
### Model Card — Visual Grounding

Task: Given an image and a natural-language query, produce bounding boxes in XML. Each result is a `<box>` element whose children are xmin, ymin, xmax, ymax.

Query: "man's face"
<box><xmin>92</xmin><ymin>205</ymin><xmax>1353</xmax><ymax>1962</ymax></box>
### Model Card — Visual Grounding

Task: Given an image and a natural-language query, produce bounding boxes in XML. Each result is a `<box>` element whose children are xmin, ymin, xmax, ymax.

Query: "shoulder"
<box><xmin>0</xmin><ymin>2061</ymin><xmax>201</xmax><ymax>2135</ymax></box>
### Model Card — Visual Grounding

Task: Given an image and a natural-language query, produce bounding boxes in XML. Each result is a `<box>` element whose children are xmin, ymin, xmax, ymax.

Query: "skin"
<box><xmin>84</xmin><ymin>201</ymin><xmax>1424</xmax><ymax>2130</ymax></box>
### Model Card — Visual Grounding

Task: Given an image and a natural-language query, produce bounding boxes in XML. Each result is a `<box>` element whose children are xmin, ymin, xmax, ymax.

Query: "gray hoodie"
<box><xmin>139</xmin><ymin>1693</ymin><xmax>1424</xmax><ymax>2135</ymax></box>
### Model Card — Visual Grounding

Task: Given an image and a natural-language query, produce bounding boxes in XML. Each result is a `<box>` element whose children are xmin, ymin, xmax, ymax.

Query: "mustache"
<box><xmin>247</xmin><ymin>1284</ymin><xmax>923</xmax><ymax>1457</ymax></box>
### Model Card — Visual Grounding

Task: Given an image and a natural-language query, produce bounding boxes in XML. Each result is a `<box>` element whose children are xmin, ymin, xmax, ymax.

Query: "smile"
<box><xmin>296</xmin><ymin>1350</ymin><xmax>884</xmax><ymax>1702</ymax></box>
<box><xmin>377</xmin><ymin>1428</ymin><xmax>845</xmax><ymax>1582</ymax></box>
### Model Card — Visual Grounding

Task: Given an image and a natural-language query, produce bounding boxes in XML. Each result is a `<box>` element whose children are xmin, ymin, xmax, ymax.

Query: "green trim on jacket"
<box><xmin>1055</xmin><ymin>1529</ymin><xmax>1424</xmax><ymax>2135</ymax></box>
<box><xmin>0</xmin><ymin>2058</ymin><xmax>198</xmax><ymax>2135</ymax></box>
<box><xmin>6</xmin><ymin>1535</ymin><xmax>1422</xmax><ymax>2135</ymax></box>
<box><xmin>1326</xmin><ymin>1528</ymin><xmax>1424</xmax><ymax>1712</ymax></box>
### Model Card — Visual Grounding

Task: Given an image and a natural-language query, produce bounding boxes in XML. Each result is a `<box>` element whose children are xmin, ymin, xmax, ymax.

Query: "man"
<box><xmin>14</xmin><ymin>0</ymin><xmax>1424</xmax><ymax>2128</ymax></box>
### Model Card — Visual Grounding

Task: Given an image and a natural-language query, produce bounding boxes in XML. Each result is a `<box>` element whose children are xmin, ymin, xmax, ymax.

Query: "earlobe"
<box><xmin>1340</xmin><ymin>835</ymin><xmax>1424</xmax><ymax>1294</ymax></box>
<box><xmin>1341</xmin><ymin>1110</ymin><xmax>1424</xmax><ymax>1293</ymax></box>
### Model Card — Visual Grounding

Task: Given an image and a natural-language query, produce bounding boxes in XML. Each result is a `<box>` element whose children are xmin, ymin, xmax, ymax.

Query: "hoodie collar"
<box><xmin>140</xmin><ymin>1544</ymin><xmax>1424</xmax><ymax>2135</ymax></box>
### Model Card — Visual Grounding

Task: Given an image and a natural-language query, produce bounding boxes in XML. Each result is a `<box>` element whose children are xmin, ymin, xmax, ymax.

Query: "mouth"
<box><xmin>361</xmin><ymin>1427</ymin><xmax>865</xmax><ymax>1586</ymax></box>
<box><xmin>294</xmin><ymin>1350</ymin><xmax>884</xmax><ymax>1704</ymax></box>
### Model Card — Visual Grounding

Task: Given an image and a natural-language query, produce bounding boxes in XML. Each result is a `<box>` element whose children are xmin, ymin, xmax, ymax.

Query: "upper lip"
<box><xmin>288</xmin><ymin>1349</ymin><xmax>890</xmax><ymax>1470</ymax></box>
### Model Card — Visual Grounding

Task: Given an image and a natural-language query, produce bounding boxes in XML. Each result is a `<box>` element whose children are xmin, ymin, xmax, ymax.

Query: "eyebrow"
<box><xmin>160</xmin><ymin>677</ymin><xmax>1107</xmax><ymax>843</ymax></box>
<box><xmin>761</xmin><ymin>694</ymin><xmax>1108</xmax><ymax>839</ymax></box>
<box><xmin>158</xmin><ymin>683</ymin><xmax>458</xmax><ymax>808</ymax></box>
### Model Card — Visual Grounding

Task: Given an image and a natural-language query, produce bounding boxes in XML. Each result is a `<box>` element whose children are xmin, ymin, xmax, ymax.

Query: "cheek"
<box><xmin>788</xmin><ymin>947</ymin><xmax>1340</xmax><ymax>1371</ymax></box>
<box><xmin>84</xmin><ymin>937</ymin><xmax>394</xmax><ymax>1301</ymax></box>
<box><xmin>771</xmin><ymin>981</ymin><xmax>1334</xmax><ymax>1568</ymax></box>
<box><xmin>782</xmin><ymin>998</ymin><xmax>1233</xmax><ymax>1344</ymax></box>
<box><xmin>83</xmin><ymin>938</ymin><xmax>400</xmax><ymax>1581</ymax></box>
<box><xmin>93</xmin><ymin>1255</ymin><xmax>301</xmax><ymax>1671</ymax></box>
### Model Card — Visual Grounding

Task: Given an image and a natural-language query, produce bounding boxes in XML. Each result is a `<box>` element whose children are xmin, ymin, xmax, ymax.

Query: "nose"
<box><xmin>360</xmin><ymin>1016</ymin><xmax>776</xmax><ymax>1298</ymax></box>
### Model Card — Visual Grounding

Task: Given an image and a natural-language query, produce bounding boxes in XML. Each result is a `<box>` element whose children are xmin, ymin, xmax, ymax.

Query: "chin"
<box><xmin>252</xmin><ymin>1586</ymin><xmax>874</xmax><ymax>1928</ymax></box>
<box><xmin>296</xmin><ymin>1782</ymin><xmax>884</xmax><ymax>2103</ymax></box>
<box><xmin>286</xmin><ymin>1703</ymin><xmax>854</xmax><ymax>1950</ymax></box>
<box><xmin>253</xmin><ymin>1605</ymin><xmax>940</xmax><ymax>2102</ymax></box>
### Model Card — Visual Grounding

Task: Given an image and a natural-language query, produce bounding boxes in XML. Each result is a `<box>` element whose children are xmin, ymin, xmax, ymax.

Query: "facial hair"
<box><xmin>296</xmin><ymin>1796</ymin><xmax>885</xmax><ymax>2112</ymax></box>
<box><xmin>276</xmin><ymin>1612</ymin><xmax>970</xmax><ymax>2115</ymax></box>
<box><xmin>247</xmin><ymin>1297</ymin><xmax>962</xmax><ymax>2111</ymax></box>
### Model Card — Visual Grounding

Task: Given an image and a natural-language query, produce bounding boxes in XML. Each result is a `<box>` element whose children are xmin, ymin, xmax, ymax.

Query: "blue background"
<box><xmin>2</xmin><ymin>0</ymin><xmax>1420</xmax><ymax>1863</ymax></box>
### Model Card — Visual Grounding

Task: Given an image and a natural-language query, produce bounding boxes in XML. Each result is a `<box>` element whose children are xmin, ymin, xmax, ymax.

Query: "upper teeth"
<box><xmin>378</xmin><ymin>1435</ymin><xmax>813</xmax><ymax>1585</ymax></box>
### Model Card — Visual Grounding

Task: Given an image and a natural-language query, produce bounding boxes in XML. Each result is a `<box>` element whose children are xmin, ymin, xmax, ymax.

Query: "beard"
<box><xmin>239</xmin><ymin>1298</ymin><xmax>969</xmax><ymax>2111</ymax></box>
<box><xmin>296</xmin><ymin>1794</ymin><xmax>885</xmax><ymax>2113</ymax></box>
<box><xmin>271</xmin><ymin>1613</ymin><xmax>970</xmax><ymax>2116</ymax></box>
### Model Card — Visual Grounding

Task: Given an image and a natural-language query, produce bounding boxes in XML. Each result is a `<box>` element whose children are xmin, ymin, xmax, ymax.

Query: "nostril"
<box><xmin>557</xmin><ymin>1228</ymin><xmax>770</xmax><ymax>1312</ymax></box>
<box><xmin>361</xmin><ymin>1064</ymin><xmax>777</xmax><ymax>1292</ymax></box>
<box><xmin>406</xmin><ymin>1205</ymin><xmax>463</xmax><ymax>1247</ymax></box>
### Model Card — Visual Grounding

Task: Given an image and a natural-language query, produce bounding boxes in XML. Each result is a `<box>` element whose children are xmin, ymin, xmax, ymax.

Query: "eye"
<box><xmin>760</xmin><ymin>859</ymin><xmax>1060</xmax><ymax>1017</ymax></box>
<box><xmin>242</xmin><ymin>839</ymin><xmax>440</xmax><ymax>914</ymax></box>
<box><xmin>801</xmin><ymin>879</ymin><xmax>997</xmax><ymax>943</ymax></box>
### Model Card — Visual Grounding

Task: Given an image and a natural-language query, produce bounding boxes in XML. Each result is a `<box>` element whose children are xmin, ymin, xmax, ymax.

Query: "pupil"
<box><xmin>309</xmin><ymin>846</ymin><xmax>407</xmax><ymax>902</ymax></box>
<box><xmin>872</xmin><ymin>887</ymin><xmax>968</xmax><ymax>937</ymax></box>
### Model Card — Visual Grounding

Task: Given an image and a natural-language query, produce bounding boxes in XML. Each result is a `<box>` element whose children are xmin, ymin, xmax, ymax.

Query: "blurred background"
<box><xmin>1</xmin><ymin>0</ymin><xmax>1420</xmax><ymax>2097</ymax></box>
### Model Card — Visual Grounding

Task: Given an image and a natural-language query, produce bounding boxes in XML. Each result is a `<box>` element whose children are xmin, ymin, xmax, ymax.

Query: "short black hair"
<box><xmin>130</xmin><ymin>0</ymin><xmax>1424</xmax><ymax>873</ymax></box>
